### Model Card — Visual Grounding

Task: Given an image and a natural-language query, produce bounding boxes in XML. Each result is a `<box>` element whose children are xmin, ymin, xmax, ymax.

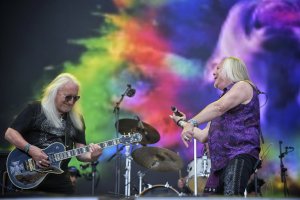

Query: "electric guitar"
<box><xmin>6</xmin><ymin>133</ymin><xmax>142</xmax><ymax>189</ymax></box>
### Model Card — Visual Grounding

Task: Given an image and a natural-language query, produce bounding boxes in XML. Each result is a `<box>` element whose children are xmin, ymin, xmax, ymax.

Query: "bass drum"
<box><xmin>187</xmin><ymin>156</ymin><xmax>211</xmax><ymax>193</ymax></box>
<box><xmin>140</xmin><ymin>184</ymin><xmax>180</xmax><ymax>197</ymax></box>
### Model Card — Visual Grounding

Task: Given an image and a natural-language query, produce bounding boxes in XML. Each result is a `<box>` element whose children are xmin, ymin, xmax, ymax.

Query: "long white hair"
<box><xmin>41</xmin><ymin>73</ymin><xmax>84</xmax><ymax>131</ymax></box>
<box><xmin>221</xmin><ymin>56</ymin><xmax>251</xmax><ymax>82</ymax></box>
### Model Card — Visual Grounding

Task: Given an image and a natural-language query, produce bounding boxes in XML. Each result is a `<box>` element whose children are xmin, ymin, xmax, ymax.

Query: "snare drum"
<box><xmin>140</xmin><ymin>184</ymin><xmax>180</xmax><ymax>197</ymax></box>
<box><xmin>187</xmin><ymin>156</ymin><xmax>211</xmax><ymax>193</ymax></box>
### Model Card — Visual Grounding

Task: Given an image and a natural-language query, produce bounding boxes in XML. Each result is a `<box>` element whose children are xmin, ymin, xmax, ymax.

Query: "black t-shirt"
<box><xmin>10</xmin><ymin>101</ymin><xmax>86</xmax><ymax>168</ymax></box>
<box><xmin>9</xmin><ymin>101</ymin><xmax>86</xmax><ymax>194</ymax></box>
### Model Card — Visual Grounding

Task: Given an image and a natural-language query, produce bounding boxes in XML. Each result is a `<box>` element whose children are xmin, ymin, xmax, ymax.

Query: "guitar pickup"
<box><xmin>24</xmin><ymin>158</ymin><xmax>36</xmax><ymax>171</ymax></box>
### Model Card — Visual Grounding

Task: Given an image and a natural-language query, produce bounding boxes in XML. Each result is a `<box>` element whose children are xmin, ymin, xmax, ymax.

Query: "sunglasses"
<box><xmin>64</xmin><ymin>95</ymin><xmax>80</xmax><ymax>102</ymax></box>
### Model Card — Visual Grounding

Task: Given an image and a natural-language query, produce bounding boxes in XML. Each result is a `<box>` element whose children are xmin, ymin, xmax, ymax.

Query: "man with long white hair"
<box><xmin>5</xmin><ymin>73</ymin><xmax>102</xmax><ymax>195</ymax></box>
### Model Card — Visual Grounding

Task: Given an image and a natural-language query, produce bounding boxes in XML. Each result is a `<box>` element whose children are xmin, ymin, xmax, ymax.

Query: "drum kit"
<box><xmin>115</xmin><ymin>118</ymin><xmax>211</xmax><ymax>197</ymax></box>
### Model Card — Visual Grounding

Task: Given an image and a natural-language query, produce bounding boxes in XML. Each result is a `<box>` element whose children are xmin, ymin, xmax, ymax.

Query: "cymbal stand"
<box><xmin>124</xmin><ymin>144</ymin><xmax>132</xmax><ymax>197</ymax></box>
<box><xmin>193</xmin><ymin>138</ymin><xmax>198</xmax><ymax>196</ymax></box>
<box><xmin>124</xmin><ymin>161</ymin><xmax>159</xmax><ymax>196</ymax></box>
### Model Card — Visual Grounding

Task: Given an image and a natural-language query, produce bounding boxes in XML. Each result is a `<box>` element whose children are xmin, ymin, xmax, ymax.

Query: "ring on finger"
<box><xmin>39</xmin><ymin>161</ymin><xmax>42</xmax><ymax>164</ymax></box>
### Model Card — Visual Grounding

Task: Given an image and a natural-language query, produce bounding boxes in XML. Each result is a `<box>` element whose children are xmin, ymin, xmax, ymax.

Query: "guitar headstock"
<box><xmin>120</xmin><ymin>133</ymin><xmax>142</xmax><ymax>145</ymax></box>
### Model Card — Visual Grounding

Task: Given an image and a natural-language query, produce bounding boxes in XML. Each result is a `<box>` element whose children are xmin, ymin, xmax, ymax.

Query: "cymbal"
<box><xmin>116</xmin><ymin>119</ymin><xmax>160</xmax><ymax>145</ymax></box>
<box><xmin>132</xmin><ymin>147</ymin><xmax>183</xmax><ymax>171</ymax></box>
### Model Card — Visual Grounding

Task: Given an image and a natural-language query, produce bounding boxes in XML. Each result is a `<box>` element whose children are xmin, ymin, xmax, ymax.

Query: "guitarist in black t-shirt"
<box><xmin>4</xmin><ymin>73</ymin><xmax>103</xmax><ymax>195</ymax></box>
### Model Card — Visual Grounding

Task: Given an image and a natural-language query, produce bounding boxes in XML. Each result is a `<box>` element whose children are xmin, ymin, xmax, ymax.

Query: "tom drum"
<box><xmin>187</xmin><ymin>156</ymin><xmax>211</xmax><ymax>193</ymax></box>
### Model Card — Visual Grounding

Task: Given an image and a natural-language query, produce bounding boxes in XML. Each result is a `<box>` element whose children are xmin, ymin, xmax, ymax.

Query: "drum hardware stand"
<box><xmin>124</xmin><ymin>137</ymin><xmax>142</xmax><ymax>197</ymax></box>
<box><xmin>137</xmin><ymin>171</ymin><xmax>145</xmax><ymax>194</ymax></box>
<box><xmin>137</xmin><ymin>161</ymin><xmax>159</xmax><ymax>194</ymax></box>
<box><xmin>279</xmin><ymin>140</ymin><xmax>294</xmax><ymax>197</ymax></box>
<box><xmin>124</xmin><ymin>161</ymin><xmax>159</xmax><ymax>196</ymax></box>
<box><xmin>124</xmin><ymin>144</ymin><xmax>133</xmax><ymax>197</ymax></box>
<box><xmin>200</xmin><ymin>152</ymin><xmax>209</xmax><ymax>177</ymax></box>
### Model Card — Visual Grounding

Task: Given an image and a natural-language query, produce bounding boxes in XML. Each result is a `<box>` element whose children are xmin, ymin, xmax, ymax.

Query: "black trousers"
<box><xmin>33</xmin><ymin>172</ymin><xmax>74</xmax><ymax>195</ymax></box>
<box><xmin>217</xmin><ymin>154</ymin><xmax>257</xmax><ymax>196</ymax></box>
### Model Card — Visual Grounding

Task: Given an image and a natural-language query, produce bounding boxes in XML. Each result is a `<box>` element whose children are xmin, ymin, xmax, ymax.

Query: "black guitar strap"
<box><xmin>64</xmin><ymin>113</ymin><xmax>73</xmax><ymax>150</ymax></box>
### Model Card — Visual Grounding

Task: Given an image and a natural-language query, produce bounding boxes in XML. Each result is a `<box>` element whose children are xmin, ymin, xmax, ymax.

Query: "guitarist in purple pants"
<box><xmin>4</xmin><ymin>73</ymin><xmax>103</xmax><ymax>195</ymax></box>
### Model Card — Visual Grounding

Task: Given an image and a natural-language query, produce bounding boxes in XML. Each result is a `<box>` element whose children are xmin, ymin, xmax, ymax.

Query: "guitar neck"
<box><xmin>51</xmin><ymin>138</ymin><xmax>121</xmax><ymax>162</ymax></box>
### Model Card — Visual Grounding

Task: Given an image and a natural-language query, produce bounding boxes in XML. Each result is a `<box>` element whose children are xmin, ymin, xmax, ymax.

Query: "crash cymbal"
<box><xmin>116</xmin><ymin>119</ymin><xmax>160</xmax><ymax>145</ymax></box>
<box><xmin>132</xmin><ymin>147</ymin><xmax>183</xmax><ymax>171</ymax></box>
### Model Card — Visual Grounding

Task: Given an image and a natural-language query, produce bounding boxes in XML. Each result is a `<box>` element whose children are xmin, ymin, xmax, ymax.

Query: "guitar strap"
<box><xmin>64</xmin><ymin>113</ymin><xmax>73</xmax><ymax>150</ymax></box>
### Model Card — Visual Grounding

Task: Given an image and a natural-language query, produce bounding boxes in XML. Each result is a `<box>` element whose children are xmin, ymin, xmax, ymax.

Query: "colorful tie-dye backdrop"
<box><xmin>59</xmin><ymin>0</ymin><xmax>300</xmax><ymax>196</ymax></box>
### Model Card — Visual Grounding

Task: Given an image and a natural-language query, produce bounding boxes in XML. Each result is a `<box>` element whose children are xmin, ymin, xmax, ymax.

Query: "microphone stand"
<box><xmin>279</xmin><ymin>141</ymin><xmax>289</xmax><ymax>197</ymax></box>
<box><xmin>113</xmin><ymin>87</ymin><xmax>130</xmax><ymax>196</ymax></box>
<box><xmin>193</xmin><ymin>138</ymin><xmax>198</xmax><ymax>196</ymax></box>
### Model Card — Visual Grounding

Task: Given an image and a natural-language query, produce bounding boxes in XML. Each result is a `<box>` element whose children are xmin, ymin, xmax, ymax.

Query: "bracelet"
<box><xmin>188</xmin><ymin>119</ymin><xmax>199</xmax><ymax>127</ymax></box>
<box><xmin>178</xmin><ymin>120</ymin><xmax>187</xmax><ymax>128</ymax></box>
<box><xmin>176</xmin><ymin>119</ymin><xmax>184</xmax><ymax>126</ymax></box>
<box><xmin>24</xmin><ymin>143</ymin><xmax>31</xmax><ymax>153</ymax></box>
<box><xmin>176</xmin><ymin>119</ymin><xmax>187</xmax><ymax>128</ymax></box>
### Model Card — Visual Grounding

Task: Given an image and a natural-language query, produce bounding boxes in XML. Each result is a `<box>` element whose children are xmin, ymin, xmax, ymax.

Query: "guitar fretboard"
<box><xmin>51</xmin><ymin>138</ymin><xmax>121</xmax><ymax>162</ymax></box>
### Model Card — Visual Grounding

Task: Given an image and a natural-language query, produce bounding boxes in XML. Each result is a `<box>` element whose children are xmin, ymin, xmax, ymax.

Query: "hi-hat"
<box><xmin>116</xmin><ymin>119</ymin><xmax>160</xmax><ymax>145</ymax></box>
<box><xmin>132</xmin><ymin>146</ymin><xmax>183</xmax><ymax>171</ymax></box>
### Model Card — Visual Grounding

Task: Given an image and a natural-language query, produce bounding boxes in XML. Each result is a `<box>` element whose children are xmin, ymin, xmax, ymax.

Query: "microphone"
<box><xmin>125</xmin><ymin>84</ymin><xmax>136</xmax><ymax>97</ymax></box>
<box><xmin>285</xmin><ymin>146</ymin><xmax>294</xmax><ymax>153</ymax></box>
<box><xmin>286</xmin><ymin>146</ymin><xmax>294</xmax><ymax>149</ymax></box>
<box><xmin>80</xmin><ymin>163</ymin><xmax>90</xmax><ymax>170</ymax></box>
<box><xmin>171</xmin><ymin>106</ymin><xmax>183</xmax><ymax>117</ymax></box>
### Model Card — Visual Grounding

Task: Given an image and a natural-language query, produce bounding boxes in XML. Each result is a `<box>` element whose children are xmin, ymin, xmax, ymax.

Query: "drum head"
<box><xmin>187</xmin><ymin>157</ymin><xmax>211</xmax><ymax>177</ymax></box>
<box><xmin>140</xmin><ymin>184</ymin><xmax>179</xmax><ymax>197</ymax></box>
